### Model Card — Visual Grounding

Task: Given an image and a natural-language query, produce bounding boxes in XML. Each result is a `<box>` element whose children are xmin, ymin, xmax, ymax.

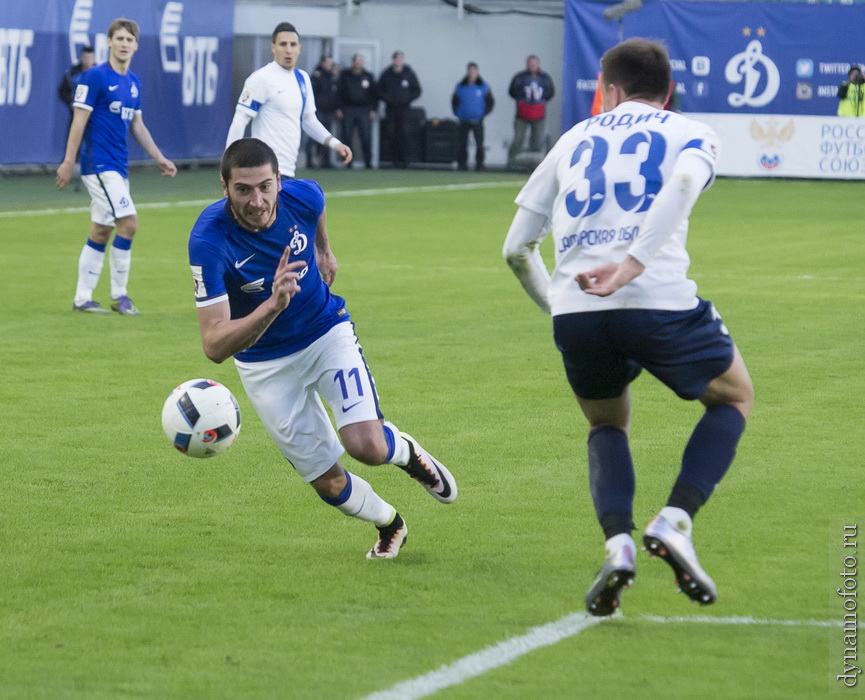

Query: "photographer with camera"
<box><xmin>837</xmin><ymin>65</ymin><xmax>865</xmax><ymax>117</ymax></box>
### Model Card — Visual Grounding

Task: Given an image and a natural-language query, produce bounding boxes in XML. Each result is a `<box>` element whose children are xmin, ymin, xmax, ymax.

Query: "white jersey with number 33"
<box><xmin>515</xmin><ymin>101</ymin><xmax>720</xmax><ymax>314</ymax></box>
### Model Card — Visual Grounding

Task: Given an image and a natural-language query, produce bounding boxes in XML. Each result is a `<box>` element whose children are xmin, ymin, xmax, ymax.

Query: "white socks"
<box><xmin>110</xmin><ymin>243</ymin><xmax>132</xmax><ymax>299</ymax></box>
<box><xmin>383</xmin><ymin>420</ymin><xmax>410</xmax><ymax>466</ymax></box>
<box><xmin>328</xmin><ymin>471</ymin><xmax>394</xmax><ymax>527</ymax></box>
<box><xmin>74</xmin><ymin>240</ymin><xmax>106</xmax><ymax>305</ymax></box>
<box><xmin>74</xmin><ymin>237</ymin><xmax>134</xmax><ymax>304</ymax></box>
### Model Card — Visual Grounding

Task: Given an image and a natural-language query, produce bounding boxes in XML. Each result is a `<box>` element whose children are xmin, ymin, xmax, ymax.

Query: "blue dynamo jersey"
<box><xmin>188</xmin><ymin>179</ymin><xmax>350</xmax><ymax>362</ymax></box>
<box><xmin>73</xmin><ymin>63</ymin><xmax>142</xmax><ymax>178</ymax></box>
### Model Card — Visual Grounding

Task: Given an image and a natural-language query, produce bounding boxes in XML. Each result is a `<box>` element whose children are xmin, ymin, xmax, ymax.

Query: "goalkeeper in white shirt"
<box><xmin>226</xmin><ymin>22</ymin><xmax>352</xmax><ymax>177</ymax></box>
<box><xmin>503</xmin><ymin>38</ymin><xmax>754</xmax><ymax>617</ymax></box>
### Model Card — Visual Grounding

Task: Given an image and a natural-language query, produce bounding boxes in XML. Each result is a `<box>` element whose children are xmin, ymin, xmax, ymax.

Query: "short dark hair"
<box><xmin>272</xmin><ymin>22</ymin><xmax>298</xmax><ymax>43</ymax></box>
<box><xmin>601</xmin><ymin>38</ymin><xmax>671</xmax><ymax>103</ymax></box>
<box><xmin>107</xmin><ymin>18</ymin><xmax>139</xmax><ymax>42</ymax></box>
<box><xmin>81</xmin><ymin>45</ymin><xmax>94</xmax><ymax>55</ymax></box>
<box><xmin>467</xmin><ymin>61</ymin><xmax>478</xmax><ymax>69</ymax></box>
<box><xmin>221</xmin><ymin>138</ymin><xmax>279</xmax><ymax>183</ymax></box>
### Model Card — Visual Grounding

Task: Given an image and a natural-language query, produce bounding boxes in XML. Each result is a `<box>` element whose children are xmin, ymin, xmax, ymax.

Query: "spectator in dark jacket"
<box><xmin>337</xmin><ymin>54</ymin><xmax>378</xmax><ymax>169</ymax></box>
<box><xmin>57</xmin><ymin>45</ymin><xmax>95</xmax><ymax>176</ymax></box>
<box><xmin>378</xmin><ymin>50</ymin><xmax>422</xmax><ymax>168</ymax></box>
<box><xmin>306</xmin><ymin>55</ymin><xmax>339</xmax><ymax>168</ymax></box>
<box><xmin>452</xmin><ymin>62</ymin><xmax>494</xmax><ymax>171</ymax></box>
<box><xmin>58</xmin><ymin>45</ymin><xmax>95</xmax><ymax>114</ymax></box>
<box><xmin>507</xmin><ymin>55</ymin><xmax>555</xmax><ymax>169</ymax></box>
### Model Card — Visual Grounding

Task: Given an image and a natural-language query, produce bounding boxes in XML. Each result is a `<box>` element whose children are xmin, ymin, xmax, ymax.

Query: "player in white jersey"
<box><xmin>226</xmin><ymin>22</ymin><xmax>352</xmax><ymax>178</ymax></box>
<box><xmin>57</xmin><ymin>18</ymin><xmax>176</xmax><ymax>315</ymax></box>
<box><xmin>188</xmin><ymin>138</ymin><xmax>457</xmax><ymax>559</ymax></box>
<box><xmin>503</xmin><ymin>39</ymin><xmax>753</xmax><ymax>616</ymax></box>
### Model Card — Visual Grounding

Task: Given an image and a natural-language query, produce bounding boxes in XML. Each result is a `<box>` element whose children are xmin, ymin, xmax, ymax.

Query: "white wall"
<box><xmin>339</xmin><ymin>4</ymin><xmax>564</xmax><ymax>166</ymax></box>
<box><xmin>235</xmin><ymin>2</ymin><xmax>565</xmax><ymax>167</ymax></box>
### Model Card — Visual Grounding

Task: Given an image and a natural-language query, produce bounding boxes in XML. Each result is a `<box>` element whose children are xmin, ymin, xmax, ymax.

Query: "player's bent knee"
<box><xmin>344</xmin><ymin>440</ymin><xmax>388</xmax><ymax>466</ymax></box>
<box><xmin>339</xmin><ymin>421</ymin><xmax>389</xmax><ymax>465</ymax></box>
<box><xmin>702</xmin><ymin>376</ymin><xmax>753</xmax><ymax>419</ymax></box>
<box><xmin>116</xmin><ymin>216</ymin><xmax>138</xmax><ymax>238</ymax></box>
<box><xmin>702</xmin><ymin>346</ymin><xmax>754</xmax><ymax>418</ymax></box>
<box><xmin>310</xmin><ymin>464</ymin><xmax>347</xmax><ymax>499</ymax></box>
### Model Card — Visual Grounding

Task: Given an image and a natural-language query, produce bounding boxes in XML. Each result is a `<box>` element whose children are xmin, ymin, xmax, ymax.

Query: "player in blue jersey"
<box><xmin>56</xmin><ymin>18</ymin><xmax>177</xmax><ymax>316</ymax></box>
<box><xmin>503</xmin><ymin>39</ymin><xmax>754</xmax><ymax>615</ymax></box>
<box><xmin>188</xmin><ymin>137</ymin><xmax>457</xmax><ymax>559</ymax></box>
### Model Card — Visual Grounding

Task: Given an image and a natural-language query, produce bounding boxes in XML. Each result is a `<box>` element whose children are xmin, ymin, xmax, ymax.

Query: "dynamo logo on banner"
<box><xmin>725</xmin><ymin>40</ymin><xmax>780</xmax><ymax>109</ymax></box>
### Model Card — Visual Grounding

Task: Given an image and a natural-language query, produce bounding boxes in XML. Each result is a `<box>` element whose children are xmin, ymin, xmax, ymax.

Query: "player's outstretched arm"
<box><xmin>304</xmin><ymin>107</ymin><xmax>353</xmax><ymax>165</ymax></box>
<box><xmin>503</xmin><ymin>206</ymin><xmax>552</xmax><ymax>313</ymax></box>
<box><xmin>577</xmin><ymin>256</ymin><xmax>645</xmax><ymax>297</ymax></box>
<box><xmin>578</xmin><ymin>152</ymin><xmax>712</xmax><ymax>297</ymax></box>
<box><xmin>327</xmin><ymin>137</ymin><xmax>353</xmax><ymax>165</ymax></box>
<box><xmin>129</xmin><ymin>113</ymin><xmax>177</xmax><ymax>177</ymax></box>
<box><xmin>226</xmin><ymin>109</ymin><xmax>253</xmax><ymax>149</ymax></box>
<box><xmin>198</xmin><ymin>247</ymin><xmax>305</xmax><ymax>363</ymax></box>
<box><xmin>56</xmin><ymin>108</ymin><xmax>90</xmax><ymax>189</ymax></box>
<box><xmin>314</xmin><ymin>207</ymin><xmax>338</xmax><ymax>287</ymax></box>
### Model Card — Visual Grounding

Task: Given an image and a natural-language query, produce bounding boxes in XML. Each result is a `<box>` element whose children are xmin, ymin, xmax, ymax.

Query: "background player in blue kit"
<box><xmin>503</xmin><ymin>39</ymin><xmax>754</xmax><ymax>615</ymax></box>
<box><xmin>57</xmin><ymin>18</ymin><xmax>177</xmax><ymax>315</ymax></box>
<box><xmin>188</xmin><ymin>138</ymin><xmax>457</xmax><ymax>559</ymax></box>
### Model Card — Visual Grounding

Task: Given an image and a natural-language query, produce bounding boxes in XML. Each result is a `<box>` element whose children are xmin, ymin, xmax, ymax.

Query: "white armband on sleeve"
<box><xmin>627</xmin><ymin>152</ymin><xmax>713</xmax><ymax>267</ymax></box>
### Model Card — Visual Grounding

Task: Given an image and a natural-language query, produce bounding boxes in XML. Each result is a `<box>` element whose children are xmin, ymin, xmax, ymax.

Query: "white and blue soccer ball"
<box><xmin>161</xmin><ymin>379</ymin><xmax>241</xmax><ymax>458</ymax></box>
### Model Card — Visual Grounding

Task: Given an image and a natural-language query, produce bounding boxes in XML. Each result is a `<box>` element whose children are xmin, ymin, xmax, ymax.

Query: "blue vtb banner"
<box><xmin>0</xmin><ymin>0</ymin><xmax>233</xmax><ymax>165</ymax></box>
<box><xmin>564</xmin><ymin>0</ymin><xmax>865</xmax><ymax>130</ymax></box>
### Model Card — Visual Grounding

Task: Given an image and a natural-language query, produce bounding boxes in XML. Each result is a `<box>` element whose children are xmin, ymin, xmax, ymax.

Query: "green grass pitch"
<box><xmin>0</xmin><ymin>166</ymin><xmax>862</xmax><ymax>698</ymax></box>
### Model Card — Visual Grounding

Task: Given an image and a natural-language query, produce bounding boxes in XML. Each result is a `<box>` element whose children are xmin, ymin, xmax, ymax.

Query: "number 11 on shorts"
<box><xmin>334</xmin><ymin>368</ymin><xmax>364</xmax><ymax>400</ymax></box>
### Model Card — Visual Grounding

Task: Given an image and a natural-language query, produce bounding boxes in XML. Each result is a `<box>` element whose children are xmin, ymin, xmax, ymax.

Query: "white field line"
<box><xmin>637</xmin><ymin>613</ymin><xmax>840</xmax><ymax>627</ymax></box>
<box><xmin>359</xmin><ymin>612</ymin><xmax>844</xmax><ymax>700</ymax></box>
<box><xmin>0</xmin><ymin>181</ymin><xmax>521</xmax><ymax>219</ymax></box>
<box><xmin>359</xmin><ymin>613</ymin><xmax>604</xmax><ymax>700</ymax></box>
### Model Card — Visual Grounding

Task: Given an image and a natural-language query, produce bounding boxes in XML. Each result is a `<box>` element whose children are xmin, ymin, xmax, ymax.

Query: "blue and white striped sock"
<box><xmin>319</xmin><ymin>471</ymin><xmax>394</xmax><ymax>526</ymax></box>
<box><xmin>74</xmin><ymin>239</ymin><xmax>106</xmax><ymax>305</ymax></box>
<box><xmin>110</xmin><ymin>236</ymin><xmax>133</xmax><ymax>299</ymax></box>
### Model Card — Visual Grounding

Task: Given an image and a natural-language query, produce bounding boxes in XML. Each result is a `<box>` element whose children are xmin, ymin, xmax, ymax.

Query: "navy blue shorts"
<box><xmin>552</xmin><ymin>298</ymin><xmax>735</xmax><ymax>401</ymax></box>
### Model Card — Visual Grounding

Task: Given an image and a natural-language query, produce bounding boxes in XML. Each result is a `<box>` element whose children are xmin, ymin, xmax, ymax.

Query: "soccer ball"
<box><xmin>161</xmin><ymin>379</ymin><xmax>242</xmax><ymax>458</ymax></box>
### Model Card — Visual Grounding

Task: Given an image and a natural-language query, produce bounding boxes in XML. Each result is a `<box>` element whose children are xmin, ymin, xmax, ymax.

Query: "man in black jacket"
<box><xmin>378</xmin><ymin>50</ymin><xmax>422</xmax><ymax>168</ymax></box>
<box><xmin>306</xmin><ymin>55</ymin><xmax>340</xmax><ymax>168</ymax></box>
<box><xmin>337</xmin><ymin>54</ymin><xmax>378</xmax><ymax>169</ymax></box>
<box><xmin>57</xmin><ymin>45</ymin><xmax>95</xmax><ymax>114</ymax></box>
<box><xmin>57</xmin><ymin>45</ymin><xmax>96</xmax><ymax>167</ymax></box>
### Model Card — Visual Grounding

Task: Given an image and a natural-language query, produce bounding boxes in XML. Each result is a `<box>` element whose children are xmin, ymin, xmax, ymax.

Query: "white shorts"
<box><xmin>81</xmin><ymin>171</ymin><xmax>137</xmax><ymax>226</ymax></box>
<box><xmin>234</xmin><ymin>322</ymin><xmax>384</xmax><ymax>482</ymax></box>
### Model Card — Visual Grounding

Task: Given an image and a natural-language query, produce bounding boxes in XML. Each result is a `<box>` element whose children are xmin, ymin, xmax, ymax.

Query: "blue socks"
<box><xmin>587</xmin><ymin>405</ymin><xmax>746</xmax><ymax>534</ymax></box>
<box><xmin>587</xmin><ymin>426</ymin><xmax>635</xmax><ymax>539</ymax></box>
<box><xmin>668</xmin><ymin>404</ymin><xmax>746</xmax><ymax>517</ymax></box>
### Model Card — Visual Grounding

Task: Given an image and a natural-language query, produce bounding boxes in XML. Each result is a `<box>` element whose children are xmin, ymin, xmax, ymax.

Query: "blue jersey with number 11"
<box><xmin>188</xmin><ymin>179</ymin><xmax>350</xmax><ymax>362</ymax></box>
